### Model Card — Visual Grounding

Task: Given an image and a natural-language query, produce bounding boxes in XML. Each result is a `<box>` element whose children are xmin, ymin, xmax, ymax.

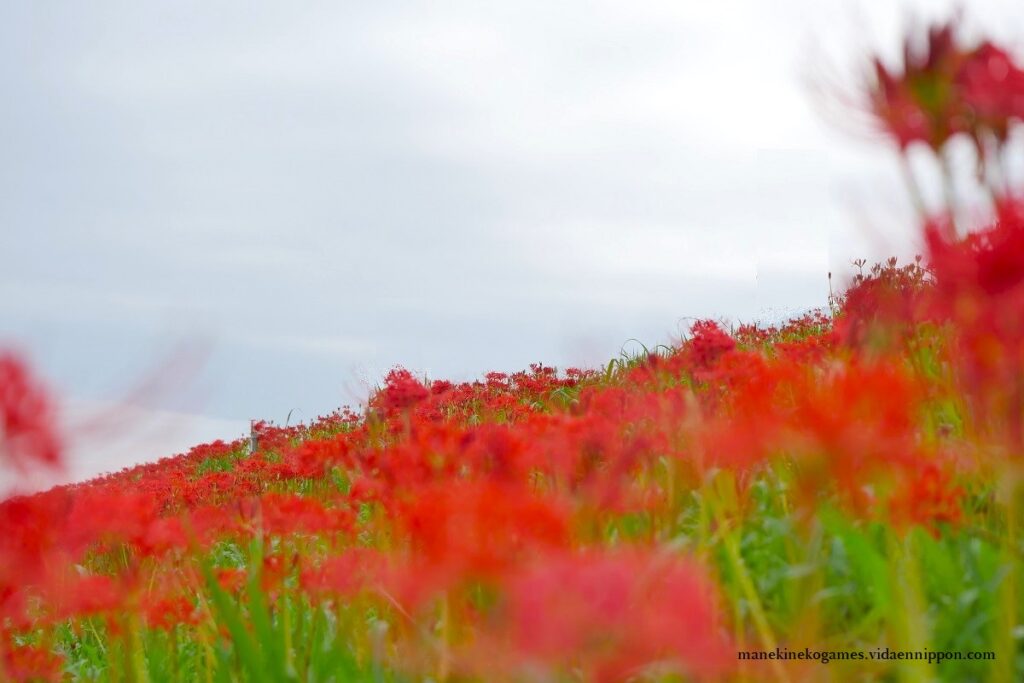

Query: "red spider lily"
<box><xmin>889</xmin><ymin>461</ymin><xmax>963</xmax><ymax>530</ymax></box>
<box><xmin>958</xmin><ymin>42</ymin><xmax>1024</xmax><ymax>143</ymax></box>
<box><xmin>697</xmin><ymin>354</ymin><xmax>963</xmax><ymax>526</ymax></box>
<box><xmin>64</xmin><ymin>488</ymin><xmax>159</xmax><ymax>554</ymax></box>
<box><xmin>0</xmin><ymin>490</ymin><xmax>77</xmax><ymax>629</ymax></box>
<box><xmin>215</xmin><ymin>567</ymin><xmax>246</xmax><ymax>593</ymax></box>
<box><xmin>775</xmin><ymin>360</ymin><xmax>961</xmax><ymax>527</ymax></box>
<box><xmin>301</xmin><ymin>548</ymin><xmax>453</xmax><ymax>619</ymax></box>
<box><xmin>0</xmin><ymin>353</ymin><xmax>61</xmax><ymax>475</ymax></box>
<box><xmin>138</xmin><ymin>515</ymin><xmax>189</xmax><ymax>556</ymax></box>
<box><xmin>866</xmin><ymin>19</ymin><xmax>1024</xmax><ymax>155</ymax></box>
<box><xmin>397</xmin><ymin>480</ymin><xmax>570</xmax><ymax>583</ymax></box>
<box><xmin>926</xmin><ymin>199</ymin><xmax>1024</xmax><ymax>447</ymax></box>
<box><xmin>260</xmin><ymin>553</ymin><xmax>295</xmax><ymax>595</ymax></box>
<box><xmin>272</xmin><ymin>432</ymin><xmax>350</xmax><ymax>479</ymax></box>
<box><xmin>300</xmin><ymin>547</ymin><xmax>387</xmax><ymax>600</ymax></box>
<box><xmin>867</xmin><ymin>20</ymin><xmax>969</xmax><ymax>151</ymax></box>
<box><xmin>685</xmin><ymin>320</ymin><xmax>737</xmax><ymax>383</ymax></box>
<box><xmin>774</xmin><ymin>334</ymin><xmax>833</xmax><ymax>364</ymax></box>
<box><xmin>371</xmin><ymin>368</ymin><xmax>430</xmax><ymax>416</ymax></box>
<box><xmin>144</xmin><ymin>595</ymin><xmax>199</xmax><ymax>631</ymax></box>
<box><xmin>472</xmin><ymin>549</ymin><xmax>732</xmax><ymax>682</ymax></box>
<box><xmin>1</xmin><ymin>641</ymin><xmax>63</xmax><ymax>683</ymax></box>
<box><xmin>833</xmin><ymin>257</ymin><xmax>933</xmax><ymax>350</ymax></box>
<box><xmin>47</xmin><ymin>574</ymin><xmax>123</xmax><ymax>622</ymax></box>
<box><xmin>255</xmin><ymin>493</ymin><xmax>353</xmax><ymax>537</ymax></box>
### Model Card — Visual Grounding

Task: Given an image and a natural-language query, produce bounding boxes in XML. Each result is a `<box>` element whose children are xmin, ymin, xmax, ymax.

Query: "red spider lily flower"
<box><xmin>348</xmin><ymin>474</ymin><xmax>388</xmax><ymax>504</ymax></box>
<box><xmin>685</xmin><ymin>320</ymin><xmax>737</xmax><ymax>379</ymax></box>
<box><xmin>300</xmin><ymin>547</ymin><xmax>388</xmax><ymax>600</ymax></box>
<box><xmin>927</xmin><ymin>200</ymin><xmax>1024</xmax><ymax>299</ymax></box>
<box><xmin>301</xmin><ymin>548</ymin><xmax>453</xmax><ymax>618</ymax></box>
<box><xmin>144</xmin><ymin>595</ymin><xmax>199</xmax><ymax>631</ymax></box>
<box><xmin>484</xmin><ymin>372</ymin><xmax>509</xmax><ymax>389</ymax></box>
<box><xmin>430</xmin><ymin>379</ymin><xmax>454</xmax><ymax>395</ymax></box>
<box><xmin>866</xmin><ymin>20</ymin><xmax>970</xmax><ymax>151</ymax></box>
<box><xmin>925</xmin><ymin>199</ymin><xmax>1024</xmax><ymax>447</ymax></box>
<box><xmin>0</xmin><ymin>489</ymin><xmax>75</xmax><ymax>628</ymax></box>
<box><xmin>176</xmin><ymin>503</ymin><xmax>244</xmax><ymax>549</ymax></box>
<box><xmin>693</xmin><ymin>353</ymin><xmax>793</xmax><ymax>475</ymax></box>
<box><xmin>787</xmin><ymin>362</ymin><xmax>962</xmax><ymax>526</ymax></box>
<box><xmin>958</xmin><ymin>42</ymin><xmax>1024</xmax><ymax>143</ymax></box>
<box><xmin>1</xmin><ymin>641</ymin><xmax>63</xmax><ymax>683</ymax></box>
<box><xmin>273</xmin><ymin>433</ymin><xmax>350</xmax><ymax>479</ymax></box>
<box><xmin>698</xmin><ymin>354</ymin><xmax>963</xmax><ymax>527</ymax></box>
<box><xmin>890</xmin><ymin>461</ymin><xmax>963</xmax><ymax>531</ymax></box>
<box><xmin>475</xmin><ymin>549</ymin><xmax>732</xmax><ymax>683</ymax></box>
<box><xmin>260</xmin><ymin>553</ymin><xmax>294</xmax><ymax>591</ymax></box>
<box><xmin>47</xmin><ymin>574</ymin><xmax>123</xmax><ymax>622</ymax></box>
<box><xmin>864</xmin><ymin>17</ymin><xmax>1024</xmax><ymax>156</ymax></box>
<box><xmin>138</xmin><ymin>516</ymin><xmax>189</xmax><ymax>556</ymax></box>
<box><xmin>398</xmin><ymin>480</ymin><xmax>570</xmax><ymax>580</ymax></box>
<box><xmin>255</xmin><ymin>493</ymin><xmax>353</xmax><ymax>538</ymax></box>
<box><xmin>774</xmin><ymin>334</ymin><xmax>833</xmax><ymax>364</ymax></box>
<box><xmin>0</xmin><ymin>352</ymin><xmax>62</xmax><ymax>474</ymax></box>
<box><xmin>64</xmin><ymin>488</ymin><xmax>159</xmax><ymax>555</ymax></box>
<box><xmin>215</xmin><ymin>567</ymin><xmax>246</xmax><ymax>593</ymax></box>
<box><xmin>371</xmin><ymin>367</ymin><xmax>430</xmax><ymax>416</ymax></box>
<box><xmin>833</xmin><ymin>257</ymin><xmax>932</xmax><ymax>350</ymax></box>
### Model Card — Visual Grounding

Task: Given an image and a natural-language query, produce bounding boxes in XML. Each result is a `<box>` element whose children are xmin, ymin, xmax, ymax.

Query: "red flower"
<box><xmin>958</xmin><ymin>42</ymin><xmax>1024</xmax><ymax>141</ymax></box>
<box><xmin>49</xmin><ymin>574</ymin><xmax>123</xmax><ymax>621</ymax></box>
<box><xmin>864</xmin><ymin>18</ymin><xmax>1024</xmax><ymax>152</ymax></box>
<box><xmin>482</xmin><ymin>549</ymin><xmax>732</xmax><ymax>682</ymax></box>
<box><xmin>866</xmin><ymin>20</ymin><xmax>969</xmax><ymax>151</ymax></box>
<box><xmin>256</xmin><ymin>493</ymin><xmax>353</xmax><ymax>538</ymax></box>
<box><xmin>371</xmin><ymin>368</ymin><xmax>430</xmax><ymax>415</ymax></box>
<box><xmin>686</xmin><ymin>320</ymin><xmax>736</xmax><ymax>378</ymax></box>
<box><xmin>144</xmin><ymin>595</ymin><xmax>199</xmax><ymax>631</ymax></box>
<box><xmin>926</xmin><ymin>199</ymin><xmax>1024</xmax><ymax>446</ymax></box>
<box><xmin>398</xmin><ymin>480</ymin><xmax>569</xmax><ymax>583</ymax></box>
<box><xmin>0</xmin><ymin>353</ymin><xmax>61</xmax><ymax>474</ymax></box>
<box><xmin>1</xmin><ymin>641</ymin><xmax>63</xmax><ymax>683</ymax></box>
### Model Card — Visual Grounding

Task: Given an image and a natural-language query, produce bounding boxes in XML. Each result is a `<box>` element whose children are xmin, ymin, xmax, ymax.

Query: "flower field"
<box><xmin>3</xmin><ymin>14</ymin><xmax>1024</xmax><ymax>683</ymax></box>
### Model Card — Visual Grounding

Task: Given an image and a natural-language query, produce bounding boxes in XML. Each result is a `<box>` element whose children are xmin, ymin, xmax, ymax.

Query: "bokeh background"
<box><xmin>2</xmin><ymin>0</ymin><xmax>1020</xmax><ymax>482</ymax></box>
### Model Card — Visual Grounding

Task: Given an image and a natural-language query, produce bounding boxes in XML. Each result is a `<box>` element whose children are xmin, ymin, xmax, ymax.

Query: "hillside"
<box><xmin>3</xmin><ymin>12</ymin><xmax>1024</xmax><ymax>683</ymax></box>
<box><xmin>3</xmin><ymin>206</ymin><xmax>1024</xmax><ymax>681</ymax></box>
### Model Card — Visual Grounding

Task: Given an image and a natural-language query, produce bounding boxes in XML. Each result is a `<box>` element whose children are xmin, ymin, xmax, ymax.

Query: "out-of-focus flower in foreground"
<box><xmin>0</xmin><ymin>353</ymin><xmax>61</xmax><ymax>475</ymax></box>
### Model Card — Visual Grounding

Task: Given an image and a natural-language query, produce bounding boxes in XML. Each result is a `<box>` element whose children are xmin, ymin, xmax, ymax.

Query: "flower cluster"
<box><xmin>868</xmin><ymin>19</ymin><xmax>1024</xmax><ymax>153</ymax></box>
<box><xmin>0</xmin><ymin>353</ymin><xmax>61</xmax><ymax>474</ymax></box>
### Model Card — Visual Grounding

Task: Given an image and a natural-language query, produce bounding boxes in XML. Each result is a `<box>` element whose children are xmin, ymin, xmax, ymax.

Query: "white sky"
<box><xmin>1</xmin><ymin>0</ymin><xmax>1020</xmax><ymax>482</ymax></box>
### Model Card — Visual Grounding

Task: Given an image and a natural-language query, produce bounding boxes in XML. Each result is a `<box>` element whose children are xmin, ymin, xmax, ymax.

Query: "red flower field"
<box><xmin>2</xmin><ymin>14</ymin><xmax>1024</xmax><ymax>683</ymax></box>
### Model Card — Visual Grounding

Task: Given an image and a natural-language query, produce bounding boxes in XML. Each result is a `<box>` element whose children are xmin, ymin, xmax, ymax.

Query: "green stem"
<box><xmin>712</xmin><ymin>491</ymin><xmax>790</xmax><ymax>683</ymax></box>
<box><xmin>993</xmin><ymin>476</ymin><xmax>1019</xmax><ymax>683</ymax></box>
<box><xmin>899</xmin><ymin>152</ymin><xmax>927</xmax><ymax>222</ymax></box>
<box><xmin>886</xmin><ymin>531</ymin><xmax>932</xmax><ymax>683</ymax></box>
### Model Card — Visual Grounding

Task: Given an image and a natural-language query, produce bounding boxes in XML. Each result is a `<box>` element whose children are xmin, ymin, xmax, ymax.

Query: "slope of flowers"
<box><xmin>3</xmin><ymin>206</ymin><xmax>1024</xmax><ymax>680</ymax></box>
<box><xmin>2</xmin><ymin>13</ymin><xmax>1024</xmax><ymax>683</ymax></box>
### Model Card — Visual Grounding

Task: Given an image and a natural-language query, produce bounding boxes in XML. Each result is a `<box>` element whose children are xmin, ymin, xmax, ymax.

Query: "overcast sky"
<box><xmin>2</xmin><ymin>0</ymin><xmax>1020</xmax><ymax>481</ymax></box>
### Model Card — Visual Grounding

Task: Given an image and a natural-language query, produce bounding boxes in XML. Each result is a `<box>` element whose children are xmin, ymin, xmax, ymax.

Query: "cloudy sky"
<box><xmin>1</xmin><ymin>0</ymin><xmax>1020</xmax><ymax>481</ymax></box>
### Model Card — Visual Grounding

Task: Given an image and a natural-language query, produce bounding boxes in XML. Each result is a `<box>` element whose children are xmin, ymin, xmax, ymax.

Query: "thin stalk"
<box><xmin>993</xmin><ymin>475</ymin><xmax>1019</xmax><ymax>683</ymax></box>
<box><xmin>438</xmin><ymin>592</ymin><xmax>451</xmax><ymax>682</ymax></box>
<box><xmin>724</xmin><ymin>533</ymin><xmax>791</xmax><ymax>683</ymax></box>
<box><xmin>899</xmin><ymin>152</ymin><xmax>927</xmax><ymax>222</ymax></box>
<box><xmin>712</xmin><ymin>494</ymin><xmax>791</xmax><ymax>683</ymax></box>
<box><xmin>886</xmin><ymin>531</ymin><xmax>932</xmax><ymax>683</ymax></box>
<box><xmin>282</xmin><ymin>593</ymin><xmax>294</xmax><ymax>678</ymax></box>
<box><xmin>938</xmin><ymin>150</ymin><xmax>960</xmax><ymax>237</ymax></box>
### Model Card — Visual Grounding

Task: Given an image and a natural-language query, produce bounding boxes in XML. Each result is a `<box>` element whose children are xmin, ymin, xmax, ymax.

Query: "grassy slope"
<box><xmin>2</xmin><ymin>300</ymin><xmax>1020</xmax><ymax>683</ymax></box>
